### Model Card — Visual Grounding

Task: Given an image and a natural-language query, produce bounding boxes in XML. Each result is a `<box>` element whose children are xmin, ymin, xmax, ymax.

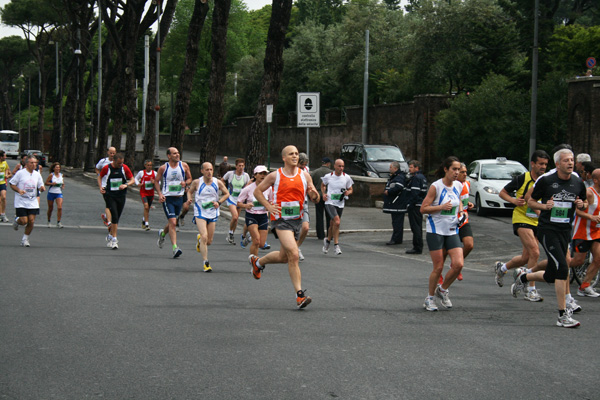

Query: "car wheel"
<box><xmin>475</xmin><ymin>194</ymin><xmax>487</xmax><ymax>216</ymax></box>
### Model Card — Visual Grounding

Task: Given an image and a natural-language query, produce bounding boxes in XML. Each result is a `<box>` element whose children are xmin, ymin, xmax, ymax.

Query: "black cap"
<box><xmin>322</xmin><ymin>157</ymin><xmax>332</xmax><ymax>164</ymax></box>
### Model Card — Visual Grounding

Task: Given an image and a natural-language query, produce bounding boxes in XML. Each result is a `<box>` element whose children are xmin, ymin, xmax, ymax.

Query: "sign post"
<box><xmin>297</xmin><ymin>92</ymin><xmax>320</xmax><ymax>160</ymax></box>
<box><xmin>266</xmin><ymin>104</ymin><xmax>273</xmax><ymax>170</ymax></box>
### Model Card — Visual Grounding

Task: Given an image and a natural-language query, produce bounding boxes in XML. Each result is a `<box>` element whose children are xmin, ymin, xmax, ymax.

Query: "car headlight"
<box><xmin>366</xmin><ymin>171</ymin><xmax>379</xmax><ymax>178</ymax></box>
<box><xmin>483</xmin><ymin>186</ymin><xmax>499</xmax><ymax>194</ymax></box>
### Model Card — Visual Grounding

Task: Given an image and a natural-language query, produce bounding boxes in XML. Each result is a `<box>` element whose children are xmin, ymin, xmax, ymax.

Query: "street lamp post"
<box><xmin>27</xmin><ymin>75</ymin><xmax>31</xmax><ymax>149</ymax></box>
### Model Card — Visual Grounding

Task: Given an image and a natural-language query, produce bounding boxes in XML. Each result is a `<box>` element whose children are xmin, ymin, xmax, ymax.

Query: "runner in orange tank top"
<box><xmin>249</xmin><ymin>145</ymin><xmax>320</xmax><ymax>309</ymax></box>
<box><xmin>569</xmin><ymin>168</ymin><xmax>600</xmax><ymax>297</ymax></box>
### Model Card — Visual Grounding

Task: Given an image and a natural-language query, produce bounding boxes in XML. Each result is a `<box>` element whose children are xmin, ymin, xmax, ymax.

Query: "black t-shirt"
<box><xmin>530</xmin><ymin>171</ymin><xmax>587</xmax><ymax>231</ymax></box>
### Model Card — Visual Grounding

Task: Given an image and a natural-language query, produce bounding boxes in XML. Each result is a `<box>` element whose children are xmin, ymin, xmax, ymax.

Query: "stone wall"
<box><xmin>567</xmin><ymin>76</ymin><xmax>600</xmax><ymax>158</ymax></box>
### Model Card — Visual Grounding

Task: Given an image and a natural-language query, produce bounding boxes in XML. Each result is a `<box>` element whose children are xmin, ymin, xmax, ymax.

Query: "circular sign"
<box><xmin>586</xmin><ymin>57</ymin><xmax>596</xmax><ymax>68</ymax></box>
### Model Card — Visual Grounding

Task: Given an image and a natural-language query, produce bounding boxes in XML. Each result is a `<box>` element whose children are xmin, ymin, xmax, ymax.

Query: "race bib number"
<box><xmin>168</xmin><ymin>184</ymin><xmax>182</xmax><ymax>192</ymax></box>
<box><xmin>331</xmin><ymin>193</ymin><xmax>343</xmax><ymax>201</ymax></box>
<box><xmin>525</xmin><ymin>207</ymin><xmax>538</xmax><ymax>219</ymax></box>
<box><xmin>281</xmin><ymin>201</ymin><xmax>301</xmax><ymax>219</ymax></box>
<box><xmin>110</xmin><ymin>178</ymin><xmax>122</xmax><ymax>191</ymax></box>
<box><xmin>232</xmin><ymin>189</ymin><xmax>241</xmax><ymax>197</ymax></box>
<box><xmin>441</xmin><ymin>206</ymin><xmax>457</xmax><ymax>216</ymax></box>
<box><xmin>252</xmin><ymin>200</ymin><xmax>265</xmax><ymax>210</ymax></box>
<box><xmin>462</xmin><ymin>198</ymin><xmax>469</xmax><ymax>209</ymax></box>
<box><xmin>145</xmin><ymin>182</ymin><xmax>154</xmax><ymax>190</ymax></box>
<box><xmin>0</xmin><ymin>172</ymin><xmax>4</xmax><ymax>181</ymax></box>
<box><xmin>550</xmin><ymin>201</ymin><xmax>571</xmax><ymax>223</ymax></box>
<box><xmin>201</xmin><ymin>201</ymin><xmax>215</xmax><ymax>209</ymax></box>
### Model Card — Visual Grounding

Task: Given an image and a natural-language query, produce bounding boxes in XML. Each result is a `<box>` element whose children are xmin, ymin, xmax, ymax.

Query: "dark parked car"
<box><xmin>340</xmin><ymin>143</ymin><xmax>409</xmax><ymax>178</ymax></box>
<box><xmin>20</xmin><ymin>150</ymin><xmax>47</xmax><ymax>167</ymax></box>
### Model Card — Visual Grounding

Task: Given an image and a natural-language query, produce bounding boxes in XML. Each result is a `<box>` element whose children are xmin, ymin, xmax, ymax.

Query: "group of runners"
<box><xmin>424</xmin><ymin>145</ymin><xmax>599</xmax><ymax>328</ymax></box>
<box><xmin>4</xmin><ymin>143</ymin><xmax>599</xmax><ymax>319</ymax></box>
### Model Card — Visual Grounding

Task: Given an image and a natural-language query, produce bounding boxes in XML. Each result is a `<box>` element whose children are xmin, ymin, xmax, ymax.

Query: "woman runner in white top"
<box><xmin>420</xmin><ymin>156</ymin><xmax>465</xmax><ymax>312</ymax></box>
<box><xmin>237</xmin><ymin>165</ymin><xmax>273</xmax><ymax>256</ymax></box>
<box><xmin>45</xmin><ymin>162</ymin><xmax>64</xmax><ymax>228</ymax></box>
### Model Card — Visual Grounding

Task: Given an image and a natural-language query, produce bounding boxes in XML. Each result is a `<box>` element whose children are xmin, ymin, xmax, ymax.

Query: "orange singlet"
<box><xmin>271</xmin><ymin>167</ymin><xmax>307</xmax><ymax>221</ymax></box>
<box><xmin>573</xmin><ymin>187</ymin><xmax>600</xmax><ymax>241</ymax></box>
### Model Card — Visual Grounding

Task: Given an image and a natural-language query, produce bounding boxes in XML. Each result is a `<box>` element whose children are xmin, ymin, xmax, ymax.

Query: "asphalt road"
<box><xmin>1</xmin><ymin>163</ymin><xmax>598</xmax><ymax>400</ymax></box>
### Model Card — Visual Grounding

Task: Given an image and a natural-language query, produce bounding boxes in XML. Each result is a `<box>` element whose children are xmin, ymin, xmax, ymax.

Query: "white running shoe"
<box><xmin>57</xmin><ymin>222</ymin><xmax>63</xmax><ymax>229</ymax></box>
<box><xmin>523</xmin><ymin>289</ymin><xmax>543</xmax><ymax>302</ymax></box>
<box><xmin>242</xmin><ymin>234</ymin><xmax>251</xmax><ymax>248</ymax></box>
<box><xmin>566</xmin><ymin>297</ymin><xmax>582</xmax><ymax>313</ymax></box>
<box><xmin>13</xmin><ymin>217</ymin><xmax>19</xmax><ymax>231</ymax></box>
<box><xmin>157</xmin><ymin>229</ymin><xmax>165</xmax><ymax>248</ymax></box>
<box><xmin>556</xmin><ymin>309</ymin><xmax>580</xmax><ymax>328</ymax></box>
<box><xmin>435</xmin><ymin>285</ymin><xmax>452</xmax><ymax>308</ymax></box>
<box><xmin>0</xmin><ymin>215</ymin><xmax>8</xmax><ymax>222</ymax></box>
<box><xmin>322</xmin><ymin>238</ymin><xmax>330</xmax><ymax>254</ymax></box>
<box><xmin>226</xmin><ymin>232</ymin><xmax>235</xmax><ymax>245</ymax></box>
<box><xmin>21</xmin><ymin>238</ymin><xmax>30</xmax><ymax>247</ymax></box>
<box><xmin>494</xmin><ymin>261</ymin><xmax>505</xmax><ymax>287</ymax></box>
<box><xmin>298</xmin><ymin>248</ymin><xmax>305</xmax><ymax>262</ymax></box>
<box><xmin>510</xmin><ymin>268</ymin><xmax>526</xmax><ymax>298</ymax></box>
<box><xmin>577</xmin><ymin>286</ymin><xmax>600</xmax><ymax>297</ymax></box>
<box><xmin>423</xmin><ymin>296</ymin><xmax>438</xmax><ymax>311</ymax></box>
<box><xmin>48</xmin><ymin>221</ymin><xmax>52</xmax><ymax>228</ymax></box>
<box><xmin>111</xmin><ymin>239</ymin><xmax>119</xmax><ymax>249</ymax></box>
<box><xmin>334</xmin><ymin>244</ymin><xmax>342</xmax><ymax>255</ymax></box>
<box><xmin>173</xmin><ymin>247</ymin><xmax>183</xmax><ymax>258</ymax></box>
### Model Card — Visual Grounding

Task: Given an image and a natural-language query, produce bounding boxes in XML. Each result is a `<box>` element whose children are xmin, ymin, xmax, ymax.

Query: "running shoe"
<box><xmin>423</xmin><ymin>296</ymin><xmax>438</xmax><ymax>311</ymax></box>
<box><xmin>556</xmin><ymin>310</ymin><xmax>580</xmax><ymax>328</ymax></box>
<box><xmin>510</xmin><ymin>268</ymin><xmax>526</xmax><ymax>298</ymax></box>
<box><xmin>249</xmin><ymin>254</ymin><xmax>262</xmax><ymax>279</ymax></box>
<box><xmin>173</xmin><ymin>246</ymin><xmax>182</xmax><ymax>258</ymax></box>
<box><xmin>242</xmin><ymin>233</ymin><xmax>251</xmax><ymax>248</ymax></box>
<box><xmin>111</xmin><ymin>239</ymin><xmax>119</xmax><ymax>250</ymax></box>
<box><xmin>179</xmin><ymin>217</ymin><xmax>185</xmax><ymax>226</ymax></box>
<box><xmin>57</xmin><ymin>222</ymin><xmax>63</xmax><ymax>229</ymax></box>
<box><xmin>494</xmin><ymin>261</ymin><xmax>505</xmax><ymax>287</ymax></box>
<box><xmin>13</xmin><ymin>217</ymin><xmax>19</xmax><ymax>231</ymax></box>
<box><xmin>567</xmin><ymin>297</ymin><xmax>582</xmax><ymax>313</ymax></box>
<box><xmin>203</xmin><ymin>261</ymin><xmax>212</xmax><ymax>273</ymax></box>
<box><xmin>144</xmin><ymin>225</ymin><xmax>150</xmax><ymax>231</ymax></box>
<box><xmin>524</xmin><ymin>289</ymin><xmax>543</xmax><ymax>302</ymax></box>
<box><xmin>296</xmin><ymin>290</ymin><xmax>312</xmax><ymax>309</ymax></box>
<box><xmin>196</xmin><ymin>234</ymin><xmax>202</xmax><ymax>253</ymax></box>
<box><xmin>322</xmin><ymin>238</ymin><xmax>330</xmax><ymax>254</ymax></box>
<box><xmin>20</xmin><ymin>238</ymin><xmax>30</xmax><ymax>247</ymax></box>
<box><xmin>48</xmin><ymin>221</ymin><xmax>52</xmax><ymax>228</ymax></box>
<box><xmin>435</xmin><ymin>285</ymin><xmax>452</xmax><ymax>308</ymax></box>
<box><xmin>457</xmin><ymin>272</ymin><xmax>463</xmax><ymax>281</ymax></box>
<box><xmin>226</xmin><ymin>232</ymin><xmax>235</xmax><ymax>245</ymax></box>
<box><xmin>298</xmin><ymin>248</ymin><xmax>305</xmax><ymax>261</ymax></box>
<box><xmin>240</xmin><ymin>234</ymin><xmax>246</xmax><ymax>249</ymax></box>
<box><xmin>261</xmin><ymin>242</ymin><xmax>271</xmax><ymax>250</ymax></box>
<box><xmin>577</xmin><ymin>286</ymin><xmax>600</xmax><ymax>297</ymax></box>
<box><xmin>141</xmin><ymin>221</ymin><xmax>146</xmax><ymax>229</ymax></box>
<box><xmin>438</xmin><ymin>275</ymin><xmax>444</xmax><ymax>286</ymax></box>
<box><xmin>157</xmin><ymin>229</ymin><xmax>165</xmax><ymax>248</ymax></box>
<box><xmin>0</xmin><ymin>214</ymin><xmax>8</xmax><ymax>222</ymax></box>
<box><xmin>101</xmin><ymin>213</ymin><xmax>109</xmax><ymax>226</ymax></box>
<box><xmin>334</xmin><ymin>244</ymin><xmax>342</xmax><ymax>255</ymax></box>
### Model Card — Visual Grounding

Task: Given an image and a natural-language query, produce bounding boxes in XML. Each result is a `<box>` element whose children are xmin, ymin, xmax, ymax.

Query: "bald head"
<box><xmin>107</xmin><ymin>147</ymin><xmax>116</xmax><ymax>159</ymax></box>
<box><xmin>281</xmin><ymin>145</ymin><xmax>298</xmax><ymax>158</ymax></box>
<box><xmin>201</xmin><ymin>162</ymin><xmax>214</xmax><ymax>179</ymax></box>
<box><xmin>592</xmin><ymin>168</ymin><xmax>600</xmax><ymax>182</ymax></box>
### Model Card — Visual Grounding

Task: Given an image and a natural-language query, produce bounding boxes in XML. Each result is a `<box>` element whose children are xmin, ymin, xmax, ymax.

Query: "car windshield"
<box><xmin>364</xmin><ymin>147</ymin><xmax>405</xmax><ymax>162</ymax></box>
<box><xmin>480</xmin><ymin>163</ymin><xmax>527</xmax><ymax>180</ymax></box>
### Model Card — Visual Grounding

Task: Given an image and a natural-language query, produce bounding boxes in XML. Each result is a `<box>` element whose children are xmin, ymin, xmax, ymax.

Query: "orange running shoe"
<box><xmin>296</xmin><ymin>290</ymin><xmax>312</xmax><ymax>309</ymax></box>
<box><xmin>249</xmin><ymin>255</ymin><xmax>262</xmax><ymax>280</ymax></box>
<box><xmin>101</xmin><ymin>213</ymin><xmax>109</xmax><ymax>227</ymax></box>
<box><xmin>438</xmin><ymin>275</ymin><xmax>444</xmax><ymax>286</ymax></box>
<box><xmin>457</xmin><ymin>272</ymin><xmax>463</xmax><ymax>281</ymax></box>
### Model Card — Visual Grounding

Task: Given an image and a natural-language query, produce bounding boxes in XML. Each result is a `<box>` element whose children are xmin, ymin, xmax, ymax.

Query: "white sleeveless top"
<box><xmin>426</xmin><ymin>179</ymin><xmax>462</xmax><ymax>236</ymax></box>
<box><xmin>48</xmin><ymin>173</ymin><xmax>63</xmax><ymax>194</ymax></box>
<box><xmin>162</xmin><ymin>162</ymin><xmax>185</xmax><ymax>197</ymax></box>
<box><xmin>194</xmin><ymin>177</ymin><xmax>220</xmax><ymax>220</ymax></box>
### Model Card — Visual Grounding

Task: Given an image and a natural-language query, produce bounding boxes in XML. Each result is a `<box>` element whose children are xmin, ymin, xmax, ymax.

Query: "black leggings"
<box><xmin>105</xmin><ymin>195</ymin><xmax>126</xmax><ymax>224</ymax></box>
<box><xmin>538</xmin><ymin>228</ymin><xmax>570</xmax><ymax>282</ymax></box>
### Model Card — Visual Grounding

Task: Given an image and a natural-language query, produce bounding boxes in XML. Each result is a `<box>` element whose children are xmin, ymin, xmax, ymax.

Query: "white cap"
<box><xmin>253</xmin><ymin>165</ymin><xmax>268</xmax><ymax>174</ymax></box>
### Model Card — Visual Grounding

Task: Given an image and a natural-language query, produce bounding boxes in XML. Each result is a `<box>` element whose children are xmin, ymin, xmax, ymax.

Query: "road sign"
<box><xmin>266</xmin><ymin>104</ymin><xmax>273</xmax><ymax>123</ymax></box>
<box><xmin>586</xmin><ymin>57</ymin><xmax>596</xmax><ymax>69</ymax></box>
<box><xmin>297</xmin><ymin>92</ymin><xmax>320</xmax><ymax>128</ymax></box>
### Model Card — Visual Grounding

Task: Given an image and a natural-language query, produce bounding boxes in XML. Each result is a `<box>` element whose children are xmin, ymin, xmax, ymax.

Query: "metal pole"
<box><xmin>361</xmin><ymin>29</ymin><xmax>369</xmax><ymax>144</ymax></box>
<box><xmin>267</xmin><ymin>123</ymin><xmax>271</xmax><ymax>170</ymax></box>
<box><xmin>142</xmin><ymin>35</ymin><xmax>148</xmax><ymax>138</ymax></box>
<box><xmin>55</xmin><ymin>42</ymin><xmax>59</xmax><ymax>96</ymax></box>
<box><xmin>154</xmin><ymin>1</ymin><xmax>161</xmax><ymax>164</ymax></box>
<box><xmin>97</xmin><ymin>0</ymin><xmax>102</xmax><ymax>156</ymax></box>
<box><xmin>529</xmin><ymin>0</ymin><xmax>539</xmax><ymax>160</ymax></box>
<box><xmin>28</xmin><ymin>75</ymin><xmax>31</xmax><ymax>149</ymax></box>
<box><xmin>306</xmin><ymin>128</ymin><xmax>309</xmax><ymax>160</ymax></box>
<box><xmin>234</xmin><ymin>73</ymin><xmax>237</xmax><ymax>97</ymax></box>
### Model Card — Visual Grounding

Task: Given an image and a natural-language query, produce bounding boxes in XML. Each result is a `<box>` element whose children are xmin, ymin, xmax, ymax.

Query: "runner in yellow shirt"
<box><xmin>0</xmin><ymin>150</ymin><xmax>12</xmax><ymax>222</ymax></box>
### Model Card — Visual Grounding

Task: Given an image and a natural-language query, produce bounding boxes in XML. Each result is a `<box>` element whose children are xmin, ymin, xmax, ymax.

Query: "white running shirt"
<box><xmin>10</xmin><ymin>169</ymin><xmax>44</xmax><ymax>209</ymax></box>
<box><xmin>193</xmin><ymin>177</ymin><xmax>220</xmax><ymax>220</ymax></box>
<box><xmin>322</xmin><ymin>172</ymin><xmax>354</xmax><ymax>208</ymax></box>
<box><xmin>425</xmin><ymin>179</ymin><xmax>462</xmax><ymax>236</ymax></box>
<box><xmin>48</xmin><ymin>173</ymin><xmax>63</xmax><ymax>194</ymax></box>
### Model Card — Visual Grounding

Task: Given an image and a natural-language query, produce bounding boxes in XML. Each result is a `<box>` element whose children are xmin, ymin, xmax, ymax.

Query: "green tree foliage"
<box><xmin>435</xmin><ymin>74</ymin><xmax>530</xmax><ymax>164</ymax></box>
<box><xmin>546</xmin><ymin>24</ymin><xmax>600</xmax><ymax>75</ymax></box>
<box><xmin>295</xmin><ymin>0</ymin><xmax>346</xmax><ymax>27</ymax></box>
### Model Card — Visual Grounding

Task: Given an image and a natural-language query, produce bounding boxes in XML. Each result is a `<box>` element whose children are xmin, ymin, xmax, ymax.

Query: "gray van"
<box><xmin>340</xmin><ymin>143</ymin><xmax>409</xmax><ymax>178</ymax></box>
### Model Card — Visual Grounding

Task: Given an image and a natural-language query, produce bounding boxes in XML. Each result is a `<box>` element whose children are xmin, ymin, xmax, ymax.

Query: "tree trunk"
<box><xmin>170</xmin><ymin>0</ymin><xmax>210</xmax><ymax>156</ymax></box>
<box><xmin>50</xmin><ymin>93</ymin><xmax>60</xmax><ymax>162</ymax></box>
<box><xmin>97</xmin><ymin>40</ymin><xmax>116</xmax><ymax>158</ymax></box>
<box><xmin>35</xmin><ymin>72</ymin><xmax>48</xmax><ymax>150</ymax></box>
<box><xmin>199</xmin><ymin>0</ymin><xmax>231</xmax><ymax>167</ymax></box>
<box><xmin>110</xmin><ymin>71</ymin><xmax>125</xmax><ymax>152</ymax></box>
<box><xmin>245</xmin><ymin>0</ymin><xmax>293</xmax><ymax>172</ymax></box>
